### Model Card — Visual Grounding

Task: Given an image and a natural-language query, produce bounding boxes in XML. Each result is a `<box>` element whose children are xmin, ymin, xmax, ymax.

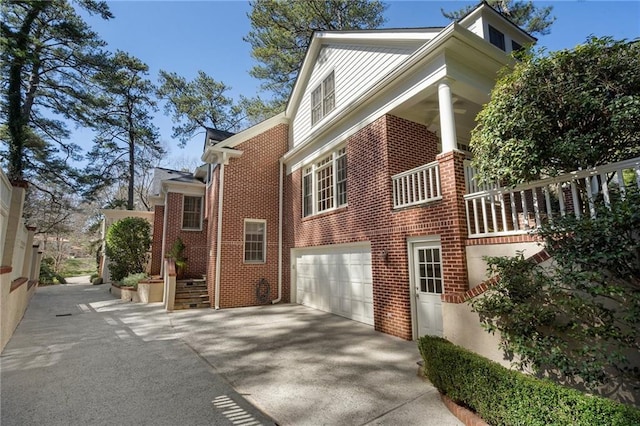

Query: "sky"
<box><xmin>75</xmin><ymin>1</ymin><xmax>640</xmax><ymax>168</ymax></box>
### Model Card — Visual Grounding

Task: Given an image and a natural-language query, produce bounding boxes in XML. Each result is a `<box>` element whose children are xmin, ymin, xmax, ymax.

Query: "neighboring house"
<box><xmin>118</xmin><ymin>2</ymin><xmax>640</xmax><ymax>364</ymax></box>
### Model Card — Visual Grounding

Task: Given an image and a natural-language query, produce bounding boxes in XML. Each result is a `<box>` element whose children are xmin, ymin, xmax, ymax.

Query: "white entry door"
<box><xmin>413</xmin><ymin>242</ymin><xmax>443</xmax><ymax>337</ymax></box>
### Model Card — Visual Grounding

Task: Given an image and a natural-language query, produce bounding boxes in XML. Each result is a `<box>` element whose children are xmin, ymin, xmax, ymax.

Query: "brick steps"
<box><xmin>174</xmin><ymin>279</ymin><xmax>209</xmax><ymax>310</ymax></box>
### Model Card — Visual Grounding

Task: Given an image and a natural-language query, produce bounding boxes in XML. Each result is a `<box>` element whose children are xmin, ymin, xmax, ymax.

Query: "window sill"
<box><xmin>243</xmin><ymin>261</ymin><xmax>266</xmax><ymax>265</ymax></box>
<box><xmin>181</xmin><ymin>228</ymin><xmax>203</xmax><ymax>232</ymax></box>
<box><xmin>302</xmin><ymin>205</ymin><xmax>348</xmax><ymax>222</ymax></box>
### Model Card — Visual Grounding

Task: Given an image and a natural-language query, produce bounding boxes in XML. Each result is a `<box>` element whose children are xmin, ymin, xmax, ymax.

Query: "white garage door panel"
<box><xmin>295</xmin><ymin>245</ymin><xmax>374</xmax><ymax>326</ymax></box>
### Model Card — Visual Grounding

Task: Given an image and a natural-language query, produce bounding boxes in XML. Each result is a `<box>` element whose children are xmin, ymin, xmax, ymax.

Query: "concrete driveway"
<box><xmin>130</xmin><ymin>301</ymin><xmax>462</xmax><ymax>425</ymax></box>
<box><xmin>3</xmin><ymin>282</ymin><xmax>461</xmax><ymax>425</ymax></box>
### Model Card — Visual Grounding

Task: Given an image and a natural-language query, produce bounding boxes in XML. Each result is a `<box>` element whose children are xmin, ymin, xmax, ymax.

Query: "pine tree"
<box><xmin>442</xmin><ymin>1</ymin><xmax>555</xmax><ymax>36</ymax></box>
<box><xmin>244</xmin><ymin>0</ymin><xmax>387</xmax><ymax>118</ymax></box>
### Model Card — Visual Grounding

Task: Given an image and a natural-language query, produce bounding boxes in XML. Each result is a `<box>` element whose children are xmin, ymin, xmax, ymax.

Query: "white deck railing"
<box><xmin>464</xmin><ymin>157</ymin><xmax>640</xmax><ymax>238</ymax></box>
<box><xmin>392</xmin><ymin>161</ymin><xmax>442</xmax><ymax>209</ymax></box>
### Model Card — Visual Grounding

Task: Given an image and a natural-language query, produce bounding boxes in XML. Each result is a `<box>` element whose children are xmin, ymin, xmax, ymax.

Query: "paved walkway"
<box><xmin>1</xmin><ymin>283</ymin><xmax>274</xmax><ymax>426</ymax></box>
<box><xmin>1</xmin><ymin>282</ymin><xmax>461</xmax><ymax>425</ymax></box>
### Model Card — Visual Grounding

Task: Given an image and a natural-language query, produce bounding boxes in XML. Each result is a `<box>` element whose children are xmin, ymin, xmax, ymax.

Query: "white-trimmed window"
<box><xmin>302</xmin><ymin>146</ymin><xmax>347</xmax><ymax>217</ymax></box>
<box><xmin>244</xmin><ymin>220</ymin><xmax>266</xmax><ymax>263</ymax></box>
<box><xmin>488</xmin><ymin>25</ymin><xmax>505</xmax><ymax>51</ymax></box>
<box><xmin>311</xmin><ymin>71</ymin><xmax>335</xmax><ymax>126</ymax></box>
<box><xmin>182</xmin><ymin>196</ymin><xmax>203</xmax><ymax>230</ymax></box>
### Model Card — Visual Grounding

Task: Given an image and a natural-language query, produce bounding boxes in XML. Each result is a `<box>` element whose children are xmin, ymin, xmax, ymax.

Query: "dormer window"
<box><xmin>311</xmin><ymin>71</ymin><xmax>335</xmax><ymax>126</ymax></box>
<box><xmin>488</xmin><ymin>25</ymin><xmax>505</xmax><ymax>51</ymax></box>
<box><xmin>511</xmin><ymin>40</ymin><xmax>523</xmax><ymax>53</ymax></box>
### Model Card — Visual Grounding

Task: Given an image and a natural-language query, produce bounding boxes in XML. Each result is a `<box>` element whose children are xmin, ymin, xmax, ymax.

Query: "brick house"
<box><xmin>102</xmin><ymin>2</ymin><xmax>640</xmax><ymax>373</ymax></box>
<box><xmin>148</xmin><ymin>4</ymin><xmax>564</xmax><ymax>354</ymax></box>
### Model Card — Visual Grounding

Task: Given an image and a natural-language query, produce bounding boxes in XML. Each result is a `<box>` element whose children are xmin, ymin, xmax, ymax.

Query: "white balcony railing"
<box><xmin>464</xmin><ymin>157</ymin><xmax>640</xmax><ymax>238</ymax></box>
<box><xmin>392</xmin><ymin>161</ymin><xmax>442</xmax><ymax>209</ymax></box>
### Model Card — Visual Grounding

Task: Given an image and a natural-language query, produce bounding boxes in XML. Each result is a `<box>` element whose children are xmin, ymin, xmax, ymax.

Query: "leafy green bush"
<box><xmin>470</xmin><ymin>191</ymin><xmax>640</xmax><ymax>389</ymax></box>
<box><xmin>39</xmin><ymin>257</ymin><xmax>66</xmax><ymax>285</ymax></box>
<box><xmin>120</xmin><ymin>272</ymin><xmax>148</xmax><ymax>289</ymax></box>
<box><xmin>104</xmin><ymin>217</ymin><xmax>151</xmax><ymax>282</ymax></box>
<box><xmin>418</xmin><ymin>336</ymin><xmax>640</xmax><ymax>426</ymax></box>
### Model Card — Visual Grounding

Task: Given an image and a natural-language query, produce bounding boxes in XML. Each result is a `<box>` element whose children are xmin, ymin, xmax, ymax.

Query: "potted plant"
<box><xmin>167</xmin><ymin>238</ymin><xmax>187</xmax><ymax>279</ymax></box>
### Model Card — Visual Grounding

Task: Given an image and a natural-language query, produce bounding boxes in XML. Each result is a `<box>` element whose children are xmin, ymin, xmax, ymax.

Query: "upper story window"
<box><xmin>182</xmin><ymin>196</ymin><xmax>203</xmax><ymax>230</ymax></box>
<box><xmin>302</xmin><ymin>146</ymin><xmax>347</xmax><ymax>217</ymax></box>
<box><xmin>511</xmin><ymin>40</ymin><xmax>523</xmax><ymax>53</ymax></box>
<box><xmin>244</xmin><ymin>220</ymin><xmax>266</xmax><ymax>263</ymax></box>
<box><xmin>311</xmin><ymin>71</ymin><xmax>335</xmax><ymax>126</ymax></box>
<box><xmin>488</xmin><ymin>25</ymin><xmax>505</xmax><ymax>51</ymax></box>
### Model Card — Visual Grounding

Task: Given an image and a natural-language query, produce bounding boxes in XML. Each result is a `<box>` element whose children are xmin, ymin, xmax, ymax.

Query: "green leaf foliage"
<box><xmin>157</xmin><ymin>70</ymin><xmax>243</xmax><ymax>145</ymax></box>
<box><xmin>418</xmin><ymin>336</ymin><xmax>640</xmax><ymax>426</ymax></box>
<box><xmin>121</xmin><ymin>272</ymin><xmax>148</xmax><ymax>289</ymax></box>
<box><xmin>104</xmin><ymin>217</ymin><xmax>151</xmax><ymax>282</ymax></box>
<box><xmin>245</xmin><ymin>0</ymin><xmax>386</xmax><ymax>113</ymax></box>
<box><xmin>1</xmin><ymin>0</ymin><xmax>112</xmax><ymax>193</ymax></box>
<box><xmin>85</xmin><ymin>51</ymin><xmax>163</xmax><ymax>210</ymax></box>
<box><xmin>470</xmin><ymin>192</ymin><xmax>640</xmax><ymax>395</ymax></box>
<box><xmin>442</xmin><ymin>0</ymin><xmax>555</xmax><ymax>36</ymax></box>
<box><xmin>471</xmin><ymin>37</ymin><xmax>640</xmax><ymax>186</ymax></box>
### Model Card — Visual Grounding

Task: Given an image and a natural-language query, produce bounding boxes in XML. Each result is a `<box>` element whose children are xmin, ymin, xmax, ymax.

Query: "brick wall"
<box><xmin>207</xmin><ymin>124</ymin><xmax>289</xmax><ymax>308</ymax></box>
<box><xmin>150</xmin><ymin>204</ymin><xmax>164</xmax><ymax>275</ymax></box>
<box><xmin>286</xmin><ymin>114</ymin><xmax>469</xmax><ymax>340</ymax></box>
<box><xmin>164</xmin><ymin>192</ymin><xmax>208</xmax><ymax>278</ymax></box>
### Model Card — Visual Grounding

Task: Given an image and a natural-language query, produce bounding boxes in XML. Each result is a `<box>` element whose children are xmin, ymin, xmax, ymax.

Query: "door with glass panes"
<box><xmin>413</xmin><ymin>242</ymin><xmax>443</xmax><ymax>337</ymax></box>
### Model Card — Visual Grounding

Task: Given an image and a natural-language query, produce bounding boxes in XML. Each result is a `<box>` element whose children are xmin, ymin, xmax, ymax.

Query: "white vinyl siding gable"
<box><xmin>292</xmin><ymin>43</ymin><xmax>415</xmax><ymax>146</ymax></box>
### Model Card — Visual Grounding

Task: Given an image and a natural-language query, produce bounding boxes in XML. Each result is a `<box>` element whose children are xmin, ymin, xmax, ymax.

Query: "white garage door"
<box><xmin>295</xmin><ymin>244</ymin><xmax>374</xmax><ymax>326</ymax></box>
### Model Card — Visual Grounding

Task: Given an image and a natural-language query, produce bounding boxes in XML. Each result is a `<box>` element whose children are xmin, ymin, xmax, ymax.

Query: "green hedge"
<box><xmin>418</xmin><ymin>336</ymin><xmax>640</xmax><ymax>426</ymax></box>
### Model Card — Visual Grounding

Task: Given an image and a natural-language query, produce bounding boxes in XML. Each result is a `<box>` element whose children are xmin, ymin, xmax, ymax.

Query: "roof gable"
<box><xmin>287</xmin><ymin>30</ymin><xmax>443</xmax><ymax>146</ymax></box>
<box><xmin>286</xmin><ymin>29</ymin><xmax>442</xmax><ymax>119</ymax></box>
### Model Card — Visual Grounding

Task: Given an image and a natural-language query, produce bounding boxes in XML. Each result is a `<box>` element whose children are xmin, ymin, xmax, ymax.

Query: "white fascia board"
<box><xmin>201</xmin><ymin>113</ymin><xmax>287</xmax><ymax>163</ymax></box>
<box><xmin>285</xmin><ymin>36</ymin><xmax>323</xmax><ymax>118</ymax></box>
<box><xmin>162</xmin><ymin>180</ymin><xmax>205</xmax><ymax>196</ymax></box>
<box><xmin>149</xmin><ymin>194</ymin><xmax>164</xmax><ymax>207</ymax></box>
<box><xmin>318</xmin><ymin>28</ymin><xmax>443</xmax><ymax>42</ymax></box>
<box><xmin>100</xmin><ymin>209</ymin><xmax>155</xmax><ymax>222</ymax></box>
<box><xmin>202</xmin><ymin>147</ymin><xmax>243</xmax><ymax>165</ymax></box>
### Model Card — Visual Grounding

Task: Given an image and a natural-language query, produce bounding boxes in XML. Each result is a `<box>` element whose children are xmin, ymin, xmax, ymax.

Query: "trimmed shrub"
<box><xmin>121</xmin><ymin>272</ymin><xmax>148</xmax><ymax>290</ymax></box>
<box><xmin>418</xmin><ymin>336</ymin><xmax>640</xmax><ymax>426</ymax></box>
<box><xmin>39</xmin><ymin>257</ymin><xmax>66</xmax><ymax>285</ymax></box>
<box><xmin>104</xmin><ymin>217</ymin><xmax>151</xmax><ymax>282</ymax></box>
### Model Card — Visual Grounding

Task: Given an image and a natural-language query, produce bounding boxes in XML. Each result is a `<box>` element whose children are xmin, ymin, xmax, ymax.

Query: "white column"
<box><xmin>438</xmin><ymin>79</ymin><xmax>458</xmax><ymax>154</ymax></box>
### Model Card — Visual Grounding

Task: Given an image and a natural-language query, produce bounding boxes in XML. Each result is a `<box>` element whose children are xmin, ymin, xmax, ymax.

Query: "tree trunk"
<box><xmin>3</xmin><ymin>2</ymin><xmax>48</xmax><ymax>182</ymax></box>
<box><xmin>127</xmin><ymin>102</ymin><xmax>135</xmax><ymax>210</ymax></box>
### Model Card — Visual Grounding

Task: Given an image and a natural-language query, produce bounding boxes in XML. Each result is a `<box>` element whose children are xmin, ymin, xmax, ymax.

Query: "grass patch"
<box><xmin>60</xmin><ymin>257</ymin><xmax>96</xmax><ymax>278</ymax></box>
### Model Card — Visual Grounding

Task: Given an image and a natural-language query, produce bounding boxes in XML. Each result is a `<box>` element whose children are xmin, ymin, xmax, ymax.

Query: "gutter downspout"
<box><xmin>214</xmin><ymin>161</ymin><xmax>225</xmax><ymax>310</ymax></box>
<box><xmin>272</xmin><ymin>158</ymin><xmax>284</xmax><ymax>304</ymax></box>
<box><xmin>160</xmin><ymin>189</ymin><xmax>168</xmax><ymax>276</ymax></box>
